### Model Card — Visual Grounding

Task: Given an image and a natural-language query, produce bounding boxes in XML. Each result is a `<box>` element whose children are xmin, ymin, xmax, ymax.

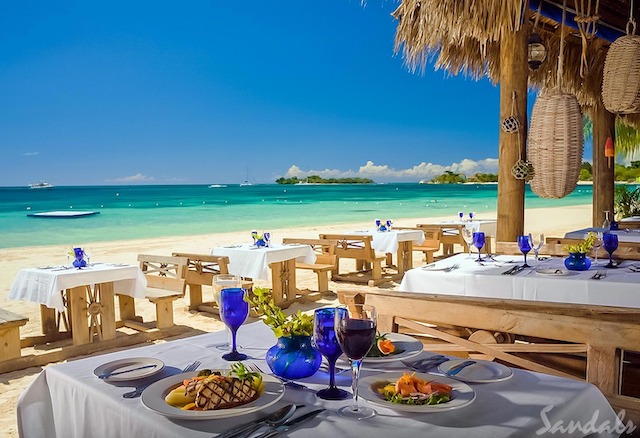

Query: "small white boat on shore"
<box><xmin>29</xmin><ymin>182</ymin><xmax>54</xmax><ymax>189</ymax></box>
<box><xmin>27</xmin><ymin>210</ymin><xmax>100</xmax><ymax>218</ymax></box>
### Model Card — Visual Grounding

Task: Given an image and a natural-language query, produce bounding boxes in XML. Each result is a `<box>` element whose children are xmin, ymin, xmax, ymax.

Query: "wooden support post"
<box><xmin>187</xmin><ymin>284</ymin><xmax>204</xmax><ymax>311</ymax></box>
<box><xmin>496</xmin><ymin>23</ymin><xmax>528</xmax><ymax>242</ymax></box>
<box><xmin>591</xmin><ymin>100</ymin><xmax>615</xmax><ymax>227</ymax></box>
<box><xmin>586</xmin><ymin>345</ymin><xmax>619</xmax><ymax>395</ymax></box>
<box><xmin>39</xmin><ymin>304</ymin><xmax>58</xmax><ymax>336</ymax></box>
<box><xmin>99</xmin><ymin>283</ymin><xmax>116</xmax><ymax>341</ymax></box>
<box><xmin>68</xmin><ymin>286</ymin><xmax>89</xmax><ymax>346</ymax></box>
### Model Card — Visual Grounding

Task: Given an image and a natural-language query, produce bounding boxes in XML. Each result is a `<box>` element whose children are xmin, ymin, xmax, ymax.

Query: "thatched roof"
<box><xmin>392</xmin><ymin>0</ymin><xmax>640</xmax><ymax>122</ymax></box>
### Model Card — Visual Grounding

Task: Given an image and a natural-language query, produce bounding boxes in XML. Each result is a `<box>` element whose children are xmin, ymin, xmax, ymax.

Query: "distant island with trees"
<box><xmin>276</xmin><ymin>175</ymin><xmax>374</xmax><ymax>184</ymax></box>
<box><xmin>427</xmin><ymin>171</ymin><xmax>498</xmax><ymax>184</ymax></box>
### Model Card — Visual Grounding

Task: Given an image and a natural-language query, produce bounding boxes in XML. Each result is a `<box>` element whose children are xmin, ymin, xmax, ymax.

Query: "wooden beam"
<box><xmin>497</xmin><ymin>22</ymin><xmax>528</xmax><ymax>242</ymax></box>
<box><xmin>591</xmin><ymin>95</ymin><xmax>616</xmax><ymax>227</ymax></box>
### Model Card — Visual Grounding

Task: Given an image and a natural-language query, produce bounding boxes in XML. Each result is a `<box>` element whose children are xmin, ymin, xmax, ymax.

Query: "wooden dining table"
<box><xmin>347</xmin><ymin>229</ymin><xmax>425</xmax><ymax>275</ymax></box>
<box><xmin>210</xmin><ymin>244</ymin><xmax>315</xmax><ymax>305</ymax></box>
<box><xmin>9</xmin><ymin>263</ymin><xmax>147</xmax><ymax>346</ymax></box>
<box><xmin>418</xmin><ymin>219</ymin><xmax>497</xmax><ymax>254</ymax></box>
<box><xmin>16</xmin><ymin>321</ymin><xmax>625</xmax><ymax>438</ymax></box>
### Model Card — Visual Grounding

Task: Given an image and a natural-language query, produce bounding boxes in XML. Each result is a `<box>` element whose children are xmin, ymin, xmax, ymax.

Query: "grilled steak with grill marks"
<box><xmin>194</xmin><ymin>375</ymin><xmax>258</xmax><ymax>410</ymax></box>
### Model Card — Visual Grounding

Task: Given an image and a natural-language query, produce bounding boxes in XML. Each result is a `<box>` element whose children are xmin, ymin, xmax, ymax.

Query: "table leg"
<box><xmin>118</xmin><ymin>295</ymin><xmax>139</xmax><ymax>322</ymax></box>
<box><xmin>98</xmin><ymin>283</ymin><xmax>116</xmax><ymax>341</ymax></box>
<box><xmin>40</xmin><ymin>305</ymin><xmax>58</xmax><ymax>336</ymax></box>
<box><xmin>397</xmin><ymin>241</ymin><xmax>413</xmax><ymax>274</ymax></box>
<box><xmin>187</xmin><ymin>284</ymin><xmax>204</xmax><ymax>311</ymax></box>
<box><xmin>68</xmin><ymin>286</ymin><xmax>90</xmax><ymax>346</ymax></box>
<box><xmin>269</xmin><ymin>259</ymin><xmax>297</xmax><ymax>305</ymax></box>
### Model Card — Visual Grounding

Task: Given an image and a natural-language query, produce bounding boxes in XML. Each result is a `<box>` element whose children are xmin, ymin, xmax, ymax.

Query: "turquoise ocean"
<box><xmin>0</xmin><ymin>183</ymin><xmax>604</xmax><ymax>249</ymax></box>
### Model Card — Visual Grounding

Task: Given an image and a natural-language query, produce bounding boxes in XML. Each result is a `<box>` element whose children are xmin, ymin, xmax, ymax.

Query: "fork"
<box><xmin>122</xmin><ymin>360</ymin><xmax>201</xmax><ymax>398</ymax></box>
<box><xmin>247</xmin><ymin>363</ymin><xmax>308</xmax><ymax>390</ymax></box>
<box><xmin>445</xmin><ymin>264</ymin><xmax>459</xmax><ymax>272</ymax></box>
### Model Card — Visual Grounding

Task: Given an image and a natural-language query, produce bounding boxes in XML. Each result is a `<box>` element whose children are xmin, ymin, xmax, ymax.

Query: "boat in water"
<box><xmin>239</xmin><ymin>181</ymin><xmax>252</xmax><ymax>187</ymax></box>
<box><xmin>27</xmin><ymin>210</ymin><xmax>100</xmax><ymax>218</ymax></box>
<box><xmin>208</xmin><ymin>184</ymin><xmax>227</xmax><ymax>188</ymax></box>
<box><xmin>29</xmin><ymin>181</ymin><xmax>54</xmax><ymax>189</ymax></box>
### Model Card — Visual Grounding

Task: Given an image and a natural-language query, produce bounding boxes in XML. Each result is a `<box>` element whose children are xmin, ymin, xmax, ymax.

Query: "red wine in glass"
<box><xmin>313</xmin><ymin>308</ymin><xmax>349</xmax><ymax>400</ymax></box>
<box><xmin>335</xmin><ymin>304</ymin><xmax>377</xmax><ymax>420</ymax></box>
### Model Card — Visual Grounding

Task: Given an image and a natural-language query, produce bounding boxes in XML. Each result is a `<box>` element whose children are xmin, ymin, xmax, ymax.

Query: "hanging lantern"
<box><xmin>528</xmin><ymin>32</ymin><xmax>547</xmax><ymax>71</ymax></box>
<box><xmin>527</xmin><ymin>0</ymin><xmax>583</xmax><ymax>199</ymax></box>
<box><xmin>605</xmin><ymin>136</ymin><xmax>615</xmax><ymax>167</ymax></box>
<box><xmin>602</xmin><ymin>4</ymin><xmax>640</xmax><ymax>113</ymax></box>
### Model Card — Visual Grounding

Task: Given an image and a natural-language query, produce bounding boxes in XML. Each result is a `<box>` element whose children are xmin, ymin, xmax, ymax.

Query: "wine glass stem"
<box><xmin>350</xmin><ymin>359</ymin><xmax>363</xmax><ymax>409</ymax></box>
<box><xmin>328</xmin><ymin>358</ymin><xmax>337</xmax><ymax>388</ymax></box>
<box><xmin>230</xmin><ymin>327</ymin><xmax>238</xmax><ymax>353</ymax></box>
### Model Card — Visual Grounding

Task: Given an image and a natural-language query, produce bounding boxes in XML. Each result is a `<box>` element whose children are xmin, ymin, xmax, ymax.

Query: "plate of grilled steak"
<box><xmin>140</xmin><ymin>365</ymin><xmax>284</xmax><ymax>420</ymax></box>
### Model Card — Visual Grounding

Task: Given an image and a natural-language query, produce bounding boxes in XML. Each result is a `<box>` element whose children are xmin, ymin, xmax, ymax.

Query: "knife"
<box><xmin>255</xmin><ymin>409</ymin><xmax>325</xmax><ymax>438</ymax></box>
<box><xmin>98</xmin><ymin>364</ymin><xmax>158</xmax><ymax>379</ymax></box>
<box><xmin>445</xmin><ymin>360</ymin><xmax>476</xmax><ymax>376</ymax></box>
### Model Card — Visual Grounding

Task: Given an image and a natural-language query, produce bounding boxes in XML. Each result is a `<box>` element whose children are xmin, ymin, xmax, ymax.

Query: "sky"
<box><xmin>0</xmin><ymin>1</ymin><xmax>590</xmax><ymax>186</ymax></box>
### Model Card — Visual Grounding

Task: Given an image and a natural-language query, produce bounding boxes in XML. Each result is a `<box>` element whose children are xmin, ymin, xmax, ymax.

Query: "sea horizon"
<box><xmin>0</xmin><ymin>182</ymin><xmax>622</xmax><ymax>249</ymax></box>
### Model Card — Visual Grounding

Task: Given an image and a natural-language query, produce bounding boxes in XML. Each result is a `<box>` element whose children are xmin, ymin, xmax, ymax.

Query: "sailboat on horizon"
<box><xmin>239</xmin><ymin>168</ymin><xmax>253</xmax><ymax>187</ymax></box>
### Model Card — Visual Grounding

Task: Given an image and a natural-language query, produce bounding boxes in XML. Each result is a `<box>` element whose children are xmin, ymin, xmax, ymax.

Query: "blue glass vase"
<box><xmin>564</xmin><ymin>252</ymin><xmax>591</xmax><ymax>271</ymax></box>
<box><xmin>255</xmin><ymin>238</ymin><xmax>266</xmax><ymax>247</ymax></box>
<box><xmin>266</xmin><ymin>335</ymin><xmax>322</xmax><ymax>379</ymax></box>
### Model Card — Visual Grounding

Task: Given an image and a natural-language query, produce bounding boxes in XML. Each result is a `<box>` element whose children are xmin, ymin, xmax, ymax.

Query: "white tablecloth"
<box><xmin>17</xmin><ymin>321</ymin><xmax>623</xmax><ymax>438</ymax></box>
<box><xmin>399</xmin><ymin>253</ymin><xmax>640</xmax><ymax>308</ymax></box>
<box><xmin>620</xmin><ymin>216</ymin><xmax>640</xmax><ymax>223</ymax></box>
<box><xmin>348</xmin><ymin>229</ymin><xmax>425</xmax><ymax>254</ymax></box>
<box><xmin>211</xmin><ymin>244</ymin><xmax>316</xmax><ymax>280</ymax></box>
<box><xmin>8</xmin><ymin>263</ymin><xmax>147</xmax><ymax>312</ymax></box>
<box><xmin>565</xmin><ymin>227</ymin><xmax>640</xmax><ymax>243</ymax></box>
<box><xmin>428</xmin><ymin>219</ymin><xmax>497</xmax><ymax>236</ymax></box>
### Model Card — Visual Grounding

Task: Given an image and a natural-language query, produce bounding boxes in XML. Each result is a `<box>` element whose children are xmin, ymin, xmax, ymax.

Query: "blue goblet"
<box><xmin>472</xmin><ymin>232</ymin><xmax>485</xmax><ymax>261</ymax></box>
<box><xmin>517</xmin><ymin>235</ymin><xmax>532</xmax><ymax>267</ymax></box>
<box><xmin>313</xmin><ymin>308</ymin><xmax>350</xmax><ymax>400</ymax></box>
<box><xmin>603</xmin><ymin>233</ymin><xmax>619</xmax><ymax>269</ymax></box>
<box><xmin>469</xmin><ymin>212</ymin><xmax>475</xmax><ymax>221</ymax></box>
<box><xmin>458</xmin><ymin>211</ymin><xmax>464</xmax><ymax>220</ymax></box>
<box><xmin>220</xmin><ymin>288</ymin><xmax>249</xmax><ymax>361</ymax></box>
<box><xmin>375</xmin><ymin>219</ymin><xmax>381</xmax><ymax>231</ymax></box>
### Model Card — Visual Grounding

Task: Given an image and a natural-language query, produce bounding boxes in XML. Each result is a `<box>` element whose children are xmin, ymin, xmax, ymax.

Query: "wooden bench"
<box><xmin>318</xmin><ymin>234</ymin><xmax>392</xmax><ymax>286</ymax></box>
<box><xmin>172</xmin><ymin>252</ymin><xmax>253</xmax><ymax>314</ymax></box>
<box><xmin>0</xmin><ymin>308</ymin><xmax>28</xmax><ymax>362</ymax></box>
<box><xmin>396</xmin><ymin>226</ymin><xmax>442</xmax><ymax>264</ymax></box>
<box><xmin>119</xmin><ymin>255</ymin><xmax>188</xmax><ymax>331</ymax></box>
<box><xmin>282</xmin><ymin>238</ymin><xmax>337</xmax><ymax>297</ymax></box>
<box><xmin>496</xmin><ymin>241</ymin><xmax>565</xmax><ymax>257</ymax></box>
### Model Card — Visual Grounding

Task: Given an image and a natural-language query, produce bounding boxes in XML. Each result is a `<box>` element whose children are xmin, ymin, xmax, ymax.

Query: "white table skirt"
<box><xmin>8</xmin><ymin>263</ymin><xmax>147</xmax><ymax>312</ymax></box>
<box><xmin>17</xmin><ymin>321</ymin><xmax>623</xmax><ymax>438</ymax></box>
<box><xmin>348</xmin><ymin>229</ymin><xmax>425</xmax><ymax>254</ymax></box>
<box><xmin>620</xmin><ymin>216</ymin><xmax>640</xmax><ymax>223</ymax></box>
<box><xmin>565</xmin><ymin>227</ymin><xmax>640</xmax><ymax>243</ymax></box>
<box><xmin>399</xmin><ymin>254</ymin><xmax>640</xmax><ymax>309</ymax></box>
<box><xmin>429</xmin><ymin>219</ymin><xmax>497</xmax><ymax>236</ymax></box>
<box><xmin>211</xmin><ymin>244</ymin><xmax>316</xmax><ymax>280</ymax></box>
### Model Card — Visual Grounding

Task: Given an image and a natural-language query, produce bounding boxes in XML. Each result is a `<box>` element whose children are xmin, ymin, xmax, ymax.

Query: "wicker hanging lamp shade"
<box><xmin>602</xmin><ymin>1</ymin><xmax>640</xmax><ymax>114</ymax></box>
<box><xmin>527</xmin><ymin>0</ymin><xmax>583</xmax><ymax>199</ymax></box>
<box><xmin>527</xmin><ymin>91</ymin><xmax>584</xmax><ymax>198</ymax></box>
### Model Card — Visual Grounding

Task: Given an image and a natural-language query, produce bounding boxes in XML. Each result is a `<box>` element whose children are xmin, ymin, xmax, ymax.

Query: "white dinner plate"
<box><xmin>535</xmin><ymin>268</ymin><xmax>572</xmax><ymax>277</ymax></box>
<box><xmin>437</xmin><ymin>359</ymin><xmax>513</xmax><ymax>383</ymax></box>
<box><xmin>422</xmin><ymin>265</ymin><xmax>453</xmax><ymax>272</ymax></box>
<box><xmin>93</xmin><ymin>357</ymin><xmax>165</xmax><ymax>382</ymax></box>
<box><xmin>141</xmin><ymin>371</ymin><xmax>285</xmax><ymax>420</ymax></box>
<box><xmin>358</xmin><ymin>372</ymin><xmax>476</xmax><ymax>413</ymax></box>
<box><xmin>339</xmin><ymin>333</ymin><xmax>423</xmax><ymax>366</ymax></box>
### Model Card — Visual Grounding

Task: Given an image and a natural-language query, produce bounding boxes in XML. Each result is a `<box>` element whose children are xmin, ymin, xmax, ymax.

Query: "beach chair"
<box><xmin>281</xmin><ymin>238</ymin><xmax>337</xmax><ymax>298</ymax></box>
<box><xmin>318</xmin><ymin>234</ymin><xmax>393</xmax><ymax>286</ymax></box>
<box><xmin>119</xmin><ymin>255</ymin><xmax>188</xmax><ymax>331</ymax></box>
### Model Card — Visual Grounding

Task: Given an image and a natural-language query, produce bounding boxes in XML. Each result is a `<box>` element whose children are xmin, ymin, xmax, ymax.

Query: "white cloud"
<box><xmin>22</xmin><ymin>152</ymin><xmax>39</xmax><ymax>156</ymax></box>
<box><xmin>282</xmin><ymin>158</ymin><xmax>499</xmax><ymax>182</ymax></box>
<box><xmin>110</xmin><ymin>173</ymin><xmax>155</xmax><ymax>183</ymax></box>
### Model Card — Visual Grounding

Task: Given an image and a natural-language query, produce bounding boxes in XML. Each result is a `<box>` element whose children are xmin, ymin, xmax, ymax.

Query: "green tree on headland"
<box><xmin>275</xmin><ymin>175</ymin><xmax>374</xmax><ymax>184</ymax></box>
<box><xmin>431</xmin><ymin>171</ymin><xmax>466</xmax><ymax>184</ymax></box>
<box><xmin>466</xmin><ymin>173</ymin><xmax>498</xmax><ymax>183</ymax></box>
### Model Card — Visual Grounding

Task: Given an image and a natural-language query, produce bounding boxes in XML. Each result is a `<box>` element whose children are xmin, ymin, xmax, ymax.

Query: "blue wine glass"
<box><xmin>335</xmin><ymin>304</ymin><xmax>377</xmax><ymax>420</ymax></box>
<box><xmin>386</xmin><ymin>220</ymin><xmax>392</xmax><ymax>231</ymax></box>
<box><xmin>603</xmin><ymin>233</ymin><xmax>619</xmax><ymax>269</ymax></box>
<box><xmin>469</xmin><ymin>212</ymin><xmax>475</xmax><ymax>221</ymax></box>
<box><xmin>517</xmin><ymin>235</ymin><xmax>532</xmax><ymax>267</ymax></box>
<box><xmin>313</xmin><ymin>308</ymin><xmax>349</xmax><ymax>400</ymax></box>
<box><xmin>458</xmin><ymin>211</ymin><xmax>464</xmax><ymax>220</ymax></box>
<box><xmin>220</xmin><ymin>288</ymin><xmax>249</xmax><ymax>361</ymax></box>
<box><xmin>264</xmin><ymin>232</ymin><xmax>271</xmax><ymax>247</ymax></box>
<box><xmin>472</xmin><ymin>232</ymin><xmax>485</xmax><ymax>262</ymax></box>
<box><xmin>375</xmin><ymin>219</ymin><xmax>381</xmax><ymax>231</ymax></box>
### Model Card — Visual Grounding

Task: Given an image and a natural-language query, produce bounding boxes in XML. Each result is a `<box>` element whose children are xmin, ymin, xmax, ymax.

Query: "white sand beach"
<box><xmin>0</xmin><ymin>204</ymin><xmax>592</xmax><ymax>437</ymax></box>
